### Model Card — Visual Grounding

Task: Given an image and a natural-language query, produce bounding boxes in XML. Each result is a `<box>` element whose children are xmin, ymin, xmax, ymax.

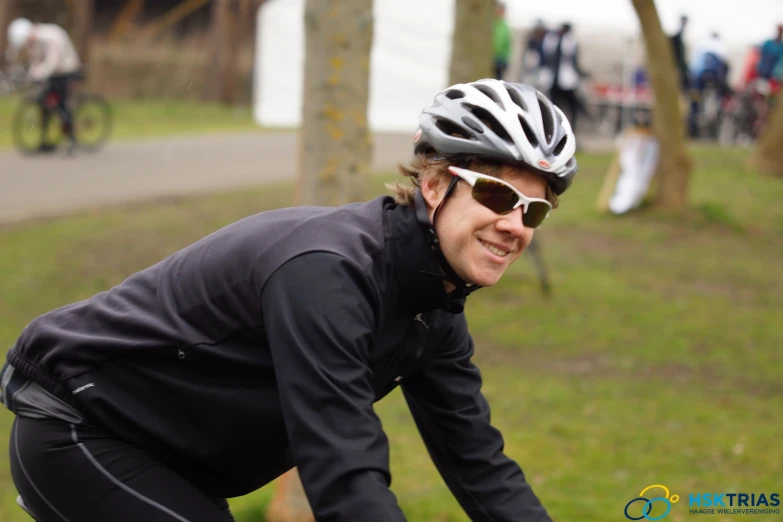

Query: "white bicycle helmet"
<box><xmin>414</xmin><ymin>78</ymin><xmax>578</xmax><ymax>195</ymax></box>
<box><xmin>8</xmin><ymin>18</ymin><xmax>34</xmax><ymax>49</ymax></box>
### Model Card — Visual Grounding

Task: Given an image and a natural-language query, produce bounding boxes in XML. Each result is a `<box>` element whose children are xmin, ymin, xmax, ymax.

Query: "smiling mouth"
<box><xmin>478</xmin><ymin>239</ymin><xmax>510</xmax><ymax>257</ymax></box>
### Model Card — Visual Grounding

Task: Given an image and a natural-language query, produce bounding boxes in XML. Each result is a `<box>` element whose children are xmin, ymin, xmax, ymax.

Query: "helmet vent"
<box><xmin>473</xmin><ymin>84</ymin><xmax>505</xmax><ymax>110</ymax></box>
<box><xmin>462</xmin><ymin>103</ymin><xmax>512</xmax><ymax>143</ymax></box>
<box><xmin>538</xmin><ymin>98</ymin><xmax>555</xmax><ymax>142</ymax></box>
<box><xmin>506</xmin><ymin>86</ymin><xmax>528</xmax><ymax>111</ymax></box>
<box><xmin>445</xmin><ymin>89</ymin><xmax>465</xmax><ymax>100</ymax></box>
<box><xmin>461</xmin><ymin>116</ymin><xmax>485</xmax><ymax>134</ymax></box>
<box><xmin>553</xmin><ymin>135</ymin><xmax>568</xmax><ymax>156</ymax></box>
<box><xmin>434</xmin><ymin>117</ymin><xmax>473</xmax><ymax>140</ymax></box>
<box><xmin>518</xmin><ymin>115</ymin><xmax>539</xmax><ymax>148</ymax></box>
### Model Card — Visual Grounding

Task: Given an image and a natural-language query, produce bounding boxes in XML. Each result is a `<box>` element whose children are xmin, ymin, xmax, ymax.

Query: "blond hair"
<box><xmin>387</xmin><ymin>155</ymin><xmax>559</xmax><ymax>208</ymax></box>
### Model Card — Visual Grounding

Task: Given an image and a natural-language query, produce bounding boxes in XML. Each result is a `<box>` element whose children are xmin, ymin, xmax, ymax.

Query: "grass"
<box><xmin>1</xmin><ymin>146</ymin><xmax>782</xmax><ymax>521</ymax></box>
<box><xmin>0</xmin><ymin>95</ymin><xmax>274</xmax><ymax>150</ymax></box>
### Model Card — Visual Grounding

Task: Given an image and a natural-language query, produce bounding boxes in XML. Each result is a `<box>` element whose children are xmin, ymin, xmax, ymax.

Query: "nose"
<box><xmin>495</xmin><ymin>206</ymin><xmax>526</xmax><ymax>238</ymax></box>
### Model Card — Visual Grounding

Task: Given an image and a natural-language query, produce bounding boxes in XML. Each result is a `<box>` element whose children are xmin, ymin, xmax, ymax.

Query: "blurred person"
<box><xmin>520</xmin><ymin>19</ymin><xmax>548</xmax><ymax>85</ymax></box>
<box><xmin>669</xmin><ymin>15</ymin><xmax>690</xmax><ymax>91</ymax></box>
<box><xmin>632</xmin><ymin>66</ymin><xmax>649</xmax><ymax>89</ymax></box>
<box><xmin>6</xmin><ymin>18</ymin><xmax>82</xmax><ymax>153</ymax></box>
<box><xmin>493</xmin><ymin>2</ymin><xmax>512</xmax><ymax>80</ymax></box>
<box><xmin>773</xmin><ymin>53</ymin><xmax>783</xmax><ymax>82</ymax></box>
<box><xmin>687</xmin><ymin>32</ymin><xmax>731</xmax><ymax>137</ymax></box>
<box><xmin>757</xmin><ymin>24</ymin><xmax>783</xmax><ymax>82</ymax></box>
<box><xmin>539</xmin><ymin>22</ymin><xmax>590</xmax><ymax>132</ymax></box>
<box><xmin>1</xmin><ymin>79</ymin><xmax>577</xmax><ymax>522</ymax></box>
<box><xmin>740</xmin><ymin>45</ymin><xmax>762</xmax><ymax>89</ymax></box>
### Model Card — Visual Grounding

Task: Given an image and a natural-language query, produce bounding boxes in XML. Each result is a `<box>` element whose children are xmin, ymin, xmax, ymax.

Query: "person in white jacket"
<box><xmin>7</xmin><ymin>18</ymin><xmax>82</xmax><ymax>152</ymax></box>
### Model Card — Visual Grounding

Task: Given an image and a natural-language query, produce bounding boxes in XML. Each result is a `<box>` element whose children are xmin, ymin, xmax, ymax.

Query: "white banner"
<box><xmin>254</xmin><ymin>0</ymin><xmax>455</xmax><ymax>133</ymax></box>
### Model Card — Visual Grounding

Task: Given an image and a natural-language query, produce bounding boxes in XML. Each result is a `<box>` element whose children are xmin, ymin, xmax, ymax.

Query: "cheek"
<box><xmin>521</xmin><ymin>229</ymin><xmax>535</xmax><ymax>248</ymax></box>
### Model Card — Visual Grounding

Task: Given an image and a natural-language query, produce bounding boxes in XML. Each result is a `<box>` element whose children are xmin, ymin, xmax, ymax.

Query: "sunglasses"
<box><xmin>447</xmin><ymin>166</ymin><xmax>552</xmax><ymax>229</ymax></box>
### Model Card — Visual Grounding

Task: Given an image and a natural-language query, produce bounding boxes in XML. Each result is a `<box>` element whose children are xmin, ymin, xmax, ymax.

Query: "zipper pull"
<box><xmin>177</xmin><ymin>349</ymin><xmax>186</xmax><ymax>360</ymax></box>
<box><xmin>414</xmin><ymin>313</ymin><xmax>429</xmax><ymax>329</ymax></box>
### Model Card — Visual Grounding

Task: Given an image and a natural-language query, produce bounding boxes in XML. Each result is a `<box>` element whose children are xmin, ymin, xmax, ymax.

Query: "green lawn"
<box><xmin>0</xmin><ymin>147</ymin><xmax>781</xmax><ymax>522</ymax></box>
<box><xmin>0</xmin><ymin>95</ymin><xmax>275</xmax><ymax>150</ymax></box>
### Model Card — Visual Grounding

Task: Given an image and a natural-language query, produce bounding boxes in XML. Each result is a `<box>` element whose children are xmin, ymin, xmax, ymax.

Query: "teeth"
<box><xmin>479</xmin><ymin>239</ymin><xmax>508</xmax><ymax>257</ymax></box>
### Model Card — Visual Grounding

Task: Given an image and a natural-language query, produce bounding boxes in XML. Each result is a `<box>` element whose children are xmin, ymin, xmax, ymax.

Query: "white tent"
<box><xmin>254</xmin><ymin>0</ymin><xmax>455</xmax><ymax>133</ymax></box>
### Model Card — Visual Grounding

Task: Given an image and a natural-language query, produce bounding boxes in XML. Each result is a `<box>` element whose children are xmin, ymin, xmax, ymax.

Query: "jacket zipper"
<box><xmin>414</xmin><ymin>313</ymin><xmax>429</xmax><ymax>329</ymax></box>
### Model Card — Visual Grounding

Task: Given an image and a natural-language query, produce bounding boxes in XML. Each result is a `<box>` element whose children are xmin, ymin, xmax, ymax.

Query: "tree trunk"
<box><xmin>748</xmin><ymin>99</ymin><xmax>783</xmax><ymax>176</ymax></box>
<box><xmin>108</xmin><ymin>0</ymin><xmax>145</xmax><ymax>42</ymax></box>
<box><xmin>204</xmin><ymin>0</ymin><xmax>237</xmax><ymax>104</ymax></box>
<box><xmin>297</xmin><ymin>0</ymin><xmax>374</xmax><ymax>206</ymax></box>
<box><xmin>631</xmin><ymin>0</ymin><xmax>692</xmax><ymax>212</ymax></box>
<box><xmin>236</xmin><ymin>0</ymin><xmax>258</xmax><ymax>46</ymax></box>
<box><xmin>70</xmin><ymin>0</ymin><xmax>94</xmax><ymax>64</ymax></box>
<box><xmin>0</xmin><ymin>0</ymin><xmax>13</xmax><ymax>64</ymax></box>
<box><xmin>448</xmin><ymin>0</ymin><xmax>493</xmax><ymax>85</ymax></box>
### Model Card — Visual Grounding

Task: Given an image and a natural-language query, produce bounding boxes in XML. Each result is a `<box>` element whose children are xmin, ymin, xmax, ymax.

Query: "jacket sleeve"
<box><xmin>400</xmin><ymin>315</ymin><xmax>552</xmax><ymax>522</ymax></box>
<box><xmin>260</xmin><ymin>252</ymin><xmax>407</xmax><ymax>522</ymax></box>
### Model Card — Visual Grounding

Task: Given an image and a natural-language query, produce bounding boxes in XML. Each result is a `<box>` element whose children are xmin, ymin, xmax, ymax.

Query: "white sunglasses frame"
<box><xmin>447</xmin><ymin>166</ymin><xmax>552</xmax><ymax>226</ymax></box>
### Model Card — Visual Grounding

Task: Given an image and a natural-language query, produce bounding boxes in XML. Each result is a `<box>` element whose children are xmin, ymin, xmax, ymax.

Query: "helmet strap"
<box><xmin>413</xmin><ymin>183</ymin><xmax>482</xmax><ymax>313</ymax></box>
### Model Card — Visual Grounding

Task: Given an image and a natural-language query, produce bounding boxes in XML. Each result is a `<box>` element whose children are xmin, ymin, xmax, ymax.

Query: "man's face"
<box><xmin>422</xmin><ymin>165</ymin><xmax>549</xmax><ymax>288</ymax></box>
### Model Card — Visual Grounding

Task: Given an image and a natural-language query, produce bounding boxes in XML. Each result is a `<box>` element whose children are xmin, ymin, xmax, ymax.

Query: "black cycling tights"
<box><xmin>10</xmin><ymin>416</ymin><xmax>236</xmax><ymax>522</ymax></box>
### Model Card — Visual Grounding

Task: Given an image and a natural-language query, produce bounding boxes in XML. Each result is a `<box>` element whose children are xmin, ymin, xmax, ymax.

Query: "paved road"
<box><xmin>0</xmin><ymin>132</ymin><xmax>419</xmax><ymax>224</ymax></box>
<box><xmin>0</xmin><ymin>131</ymin><xmax>612</xmax><ymax>225</ymax></box>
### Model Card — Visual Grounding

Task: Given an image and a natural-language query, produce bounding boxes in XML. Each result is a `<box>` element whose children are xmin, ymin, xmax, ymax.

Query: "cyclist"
<box><xmin>520</xmin><ymin>19</ymin><xmax>548</xmax><ymax>86</ymax></box>
<box><xmin>668</xmin><ymin>15</ymin><xmax>690</xmax><ymax>92</ymax></box>
<box><xmin>757</xmin><ymin>24</ymin><xmax>783</xmax><ymax>83</ymax></box>
<box><xmin>6</xmin><ymin>18</ymin><xmax>81</xmax><ymax>152</ymax></box>
<box><xmin>1</xmin><ymin>79</ymin><xmax>577</xmax><ymax>522</ymax></box>
<box><xmin>687</xmin><ymin>32</ymin><xmax>731</xmax><ymax>137</ymax></box>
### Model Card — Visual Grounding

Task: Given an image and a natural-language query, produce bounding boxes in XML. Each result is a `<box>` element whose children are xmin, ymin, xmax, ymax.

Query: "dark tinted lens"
<box><xmin>522</xmin><ymin>201</ymin><xmax>550</xmax><ymax>229</ymax></box>
<box><xmin>471</xmin><ymin>178</ymin><xmax>518</xmax><ymax>214</ymax></box>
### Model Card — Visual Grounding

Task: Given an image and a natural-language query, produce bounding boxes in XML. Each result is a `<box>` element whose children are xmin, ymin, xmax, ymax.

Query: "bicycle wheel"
<box><xmin>72</xmin><ymin>93</ymin><xmax>112</xmax><ymax>152</ymax></box>
<box><xmin>11</xmin><ymin>97</ymin><xmax>63</xmax><ymax>155</ymax></box>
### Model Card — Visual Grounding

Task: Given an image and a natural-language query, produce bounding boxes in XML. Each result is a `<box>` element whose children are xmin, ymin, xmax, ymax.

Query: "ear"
<box><xmin>420</xmin><ymin>175</ymin><xmax>446</xmax><ymax>217</ymax></box>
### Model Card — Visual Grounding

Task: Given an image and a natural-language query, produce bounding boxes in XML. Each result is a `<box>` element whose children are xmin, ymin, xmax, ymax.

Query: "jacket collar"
<box><xmin>385</xmin><ymin>197</ymin><xmax>465</xmax><ymax>314</ymax></box>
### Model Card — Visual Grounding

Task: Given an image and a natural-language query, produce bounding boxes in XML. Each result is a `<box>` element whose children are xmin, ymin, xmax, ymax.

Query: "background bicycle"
<box><xmin>11</xmin><ymin>70</ymin><xmax>112</xmax><ymax>155</ymax></box>
<box><xmin>0</xmin><ymin>64</ymin><xmax>26</xmax><ymax>96</ymax></box>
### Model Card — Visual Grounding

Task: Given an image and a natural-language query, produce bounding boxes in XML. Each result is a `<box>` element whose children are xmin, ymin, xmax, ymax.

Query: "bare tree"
<box><xmin>70</xmin><ymin>0</ymin><xmax>94</xmax><ymax>64</ymax></box>
<box><xmin>448</xmin><ymin>0</ymin><xmax>494</xmax><ymax>85</ymax></box>
<box><xmin>204</xmin><ymin>0</ymin><xmax>239</xmax><ymax>104</ymax></box>
<box><xmin>267</xmin><ymin>2</ymin><xmax>373</xmax><ymax>515</ymax></box>
<box><xmin>0</xmin><ymin>0</ymin><xmax>12</xmax><ymax>63</ymax></box>
<box><xmin>748</xmin><ymin>100</ymin><xmax>783</xmax><ymax>176</ymax></box>
<box><xmin>631</xmin><ymin>0</ymin><xmax>692</xmax><ymax>212</ymax></box>
<box><xmin>237</xmin><ymin>0</ymin><xmax>260</xmax><ymax>46</ymax></box>
<box><xmin>297</xmin><ymin>0</ymin><xmax>374</xmax><ymax>206</ymax></box>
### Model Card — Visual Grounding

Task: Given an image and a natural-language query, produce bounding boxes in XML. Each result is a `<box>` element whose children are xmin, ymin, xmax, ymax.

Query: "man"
<box><xmin>493</xmin><ymin>2</ymin><xmax>512</xmax><ymax>80</ymax></box>
<box><xmin>757</xmin><ymin>24</ymin><xmax>783</xmax><ymax>82</ymax></box>
<box><xmin>2</xmin><ymin>79</ymin><xmax>578</xmax><ymax>522</ymax></box>
<box><xmin>520</xmin><ymin>19</ymin><xmax>548</xmax><ymax>86</ymax></box>
<box><xmin>6</xmin><ymin>18</ymin><xmax>82</xmax><ymax>152</ymax></box>
<box><xmin>539</xmin><ymin>22</ymin><xmax>590</xmax><ymax>132</ymax></box>
<box><xmin>687</xmin><ymin>32</ymin><xmax>731</xmax><ymax>137</ymax></box>
<box><xmin>669</xmin><ymin>15</ymin><xmax>690</xmax><ymax>92</ymax></box>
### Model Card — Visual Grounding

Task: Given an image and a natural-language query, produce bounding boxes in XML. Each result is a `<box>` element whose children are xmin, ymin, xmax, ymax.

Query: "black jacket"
<box><xmin>7</xmin><ymin>196</ymin><xmax>550</xmax><ymax>522</ymax></box>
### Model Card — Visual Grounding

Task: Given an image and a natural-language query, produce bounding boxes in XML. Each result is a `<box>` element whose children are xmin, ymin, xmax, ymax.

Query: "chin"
<box><xmin>466</xmin><ymin>270</ymin><xmax>504</xmax><ymax>288</ymax></box>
